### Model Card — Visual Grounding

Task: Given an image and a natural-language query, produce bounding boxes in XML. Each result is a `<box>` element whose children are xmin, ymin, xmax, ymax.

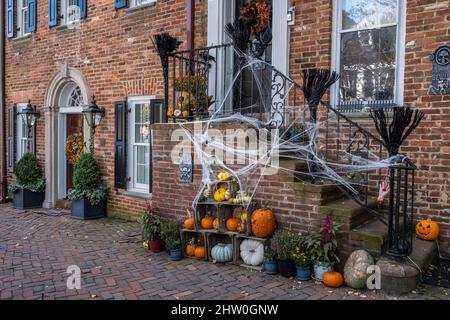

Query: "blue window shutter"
<box><xmin>26</xmin><ymin>0</ymin><xmax>37</xmax><ymax>33</ymax></box>
<box><xmin>7</xmin><ymin>0</ymin><xmax>14</xmax><ymax>38</ymax></box>
<box><xmin>115</xmin><ymin>0</ymin><xmax>127</xmax><ymax>10</ymax></box>
<box><xmin>48</xmin><ymin>0</ymin><xmax>58</xmax><ymax>27</ymax></box>
<box><xmin>79</xmin><ymin>0</ymin><xmax>87</xmax><ymax>19</ymax></box>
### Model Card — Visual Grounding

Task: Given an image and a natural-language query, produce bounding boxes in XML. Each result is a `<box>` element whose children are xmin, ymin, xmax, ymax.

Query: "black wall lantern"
<box><xmin>82</xmin><ymin>96</ymin><xmax>105</xmax><ymax>152</ymax></box>
<box><xmin>17</xmin><ymin>100</ymin><xmax>40</xmax><ymax>153</ymax></box>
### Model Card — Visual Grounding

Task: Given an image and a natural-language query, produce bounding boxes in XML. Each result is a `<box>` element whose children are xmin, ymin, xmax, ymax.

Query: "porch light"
<box><xmin>18</xmin><ymin>100</ymin><xmax>40</xmax><ymax>129</ymax></box>
<box><xmin>82</xmin><ymin>96</ymin><xmax>105</xmax><ymax>134</ymax></box>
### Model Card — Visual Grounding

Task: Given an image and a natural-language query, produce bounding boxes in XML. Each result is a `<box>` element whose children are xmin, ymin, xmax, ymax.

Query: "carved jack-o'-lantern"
<box><xmin>415</xmin><ymin>219</ymin><xmax>439</xmax><ymax>241</ymax></box>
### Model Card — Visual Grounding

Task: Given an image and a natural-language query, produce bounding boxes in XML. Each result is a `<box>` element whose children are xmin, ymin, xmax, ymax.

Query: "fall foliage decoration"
<box><xmin>65</xmin><ymin>133</ymin><xmax>84</xmax><ymax>163</ymax></box>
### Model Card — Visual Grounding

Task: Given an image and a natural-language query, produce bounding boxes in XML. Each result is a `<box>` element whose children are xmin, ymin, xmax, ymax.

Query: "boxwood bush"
<box><xmin>8</xmin><ymin>153</ymin><xmax>45</xmax><ymax>193</ymax></box>
<box><xmin>67</xmin><ymin>153</ymin><xmax>107</xmax><ymax>205</ymax></box>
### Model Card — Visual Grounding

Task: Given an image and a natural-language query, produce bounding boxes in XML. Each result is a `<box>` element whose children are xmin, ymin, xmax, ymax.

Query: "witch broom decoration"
<box><xmin>153</xmin><ymin>33</ymin><xmax>182</xmax><ymax>115</ymax></box>
<box><xmin>301</xmin><ymin>69</ymin><xmax>340</xmax><ymax>182</ymax></box>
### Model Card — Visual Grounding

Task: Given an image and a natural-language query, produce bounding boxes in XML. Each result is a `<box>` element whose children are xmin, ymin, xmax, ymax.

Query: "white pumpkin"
<box><xmin>240</xmin><ymin>239</ymin><xmax>264</xmax><ymax>266</ymax></box>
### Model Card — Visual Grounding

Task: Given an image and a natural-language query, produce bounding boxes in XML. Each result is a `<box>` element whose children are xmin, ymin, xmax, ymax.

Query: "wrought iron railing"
<box><xmin>162</xmin><ymin>42</ymin><xmax>416</xmax><ymax>257</ymax></box>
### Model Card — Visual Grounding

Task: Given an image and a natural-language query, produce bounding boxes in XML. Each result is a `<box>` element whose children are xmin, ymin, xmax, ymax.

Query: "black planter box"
<box><xmin>13</xmin><ymin>188</ymin><xmax>44</xmax><ymax>209</ymax></box>
<box><xmin>71</xmin><ymin>197</ymin><xmax>105</xmax><ymax>220</ymax></box>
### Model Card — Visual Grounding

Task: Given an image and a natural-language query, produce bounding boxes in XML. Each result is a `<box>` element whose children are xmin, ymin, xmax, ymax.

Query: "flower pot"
<box><xmin>313</xmin><ymin>261</ymin><xmax>333</xmax><ymax>281</ymax></box>
<box><xmin>149</xmin><ymin>239</ymin><xmax>163</xmax><ymax>253</ymax></box>
<box><xmin>13</xmin><ymin>188</ymin><xmax>43</xmax><ymax>209</ymax></box>
<box><xmin>264</xmin><ymin>260</ymin><xmax>278</xmax><ymax>275</ymax></box>
<box><xmin>296</xmin><ymin>265</ymin><xmax>311</xmax><ymax>281</ymax></box>
<box><xmin>277</xmin><ymin>259</ymin><xmax>296</xmax><ymax>278</ymax></box>
<box><xmin>71</xmin><ymin>197</ymin><xmax>105</xmax><ymax>220</ymax></box>
<box><xmin>170</xmin><ymin>249</ymin><xmax>182</xmax><ymax>261</ymax></box>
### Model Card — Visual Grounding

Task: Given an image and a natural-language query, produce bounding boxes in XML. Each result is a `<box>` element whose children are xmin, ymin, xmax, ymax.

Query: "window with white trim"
<box><xmin>331</xmin><ymin>0</ymin><xmax>405</xmax><ymax>107</ymax></box>
<box><xmin>17</xmin><ymin>0</ymin><xmax>29</xmax><ymax>37</ymax></box>
<box><xmin>130</xmin><ymin>0</ymin><xmax>156</xmax><ymax>8</ymax></box>
<box><xmin>62</xmin><ymin>0</ymin><xmax>82</xmax><ymax>25</ymax></box>
<box><xmin>127</xmin><ymin>98</ymin><xmax>152</xmax><ymax>193</ymax></box>
<box><xmin>16</xmin><ymin>104</ymin><xmax>34</xmax><ymax>160</ymax></box>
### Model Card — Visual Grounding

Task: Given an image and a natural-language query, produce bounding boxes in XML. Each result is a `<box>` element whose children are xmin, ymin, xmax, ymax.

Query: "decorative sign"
<box><xmin>429</xmin><ymin>45</ymin><xmax>450</xmax><ymax>95</ymax></box>
<box><xmin>179</xmin><ymin>153</ymin><xmax>193</xmax><ymax>183</ymax></box>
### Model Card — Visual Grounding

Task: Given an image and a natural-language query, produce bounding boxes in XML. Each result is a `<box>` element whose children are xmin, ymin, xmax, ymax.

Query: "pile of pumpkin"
<box><xmin>183</xmin><ymin>208</ymin><xmax>277</xmax><ymax>239</ymax></box>
<box><xmin>185</xmin><ymin>238</ymin><xmax>206</xmax><ymax>260</ymax></box>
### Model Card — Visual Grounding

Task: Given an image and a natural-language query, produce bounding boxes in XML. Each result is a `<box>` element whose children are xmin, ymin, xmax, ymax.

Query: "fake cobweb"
<box><xmin>173</xmin><ymin>47</ymin><xmax>403</xmax><ymax>214</ymax></box>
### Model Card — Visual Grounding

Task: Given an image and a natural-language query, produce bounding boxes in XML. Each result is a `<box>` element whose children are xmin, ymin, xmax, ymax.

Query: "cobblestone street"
<box><xmin>0</xmin><ymin>204</ymin><xmax>448</xmax><ymax>300</ymax></box>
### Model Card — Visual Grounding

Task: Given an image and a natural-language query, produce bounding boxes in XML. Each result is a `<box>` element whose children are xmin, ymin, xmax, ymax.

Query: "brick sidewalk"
<box><xmin>0</xmin><ymin>204</ymin><xmax>448</xmax><ymax>300</ymax></box>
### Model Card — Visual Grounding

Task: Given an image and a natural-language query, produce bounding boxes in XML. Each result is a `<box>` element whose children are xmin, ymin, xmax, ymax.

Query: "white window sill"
<box><xmin>11</xmin><ymin>34</ymin><xmax>31</xmax><ymax>42</ymax></box>
<box><xmin>125</xmin><ymin>189</ymin><xmax>152</xmax><ymax>200</ymax></box>
<box><xmin>125</xmin><ymin>2</ymin><xmax>156</xmax><ymax>13</ymax></box>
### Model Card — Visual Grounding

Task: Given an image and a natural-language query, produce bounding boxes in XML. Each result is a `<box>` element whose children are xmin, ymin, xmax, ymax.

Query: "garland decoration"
<box><xmin>65</xmin><ymin>133</ymin><xmax>84</xmax><ymax>163</ymax></box>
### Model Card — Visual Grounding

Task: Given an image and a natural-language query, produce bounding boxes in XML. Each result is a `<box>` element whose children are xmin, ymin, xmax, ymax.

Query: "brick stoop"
<box><xmin>376</xmin><ymin>238</ymin><xmax>437</xmax><ymax>294</ymax></box>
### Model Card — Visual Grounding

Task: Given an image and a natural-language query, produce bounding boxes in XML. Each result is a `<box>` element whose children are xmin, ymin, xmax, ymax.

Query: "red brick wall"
<box><xmin>151</xmin><ymin>122</ymin><xmax>323</xmax><ymax>232</ymax></box>
<box><xmin>4</xmin><ymin>0</ymin><xmax>207</xmax><ymax>219</ymax></box>
<box><xmin>401</xmin><ymin>0</ymin><xmax>450</xmax><ymax>252</ymax></box>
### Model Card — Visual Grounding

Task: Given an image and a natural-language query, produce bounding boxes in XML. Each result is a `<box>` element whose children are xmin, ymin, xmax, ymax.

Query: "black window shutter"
<box><xmin>31</xmin><ymin>122</ymin><xmax>37</xmax><ymax>155</ymax></box>
<box><xmin>7</xmin><ymin>106</ymin><xmax>16</xmax><ymax>173</ymax></box>
<box><xmin>114</xmin><ymin>101</ymin><xmax>127</xmax><ymax>189</ymax></box>
<box><xmin>148</xmin><ymin>99</ymin><xmax>166</xmax><ymax>193</ymax></box>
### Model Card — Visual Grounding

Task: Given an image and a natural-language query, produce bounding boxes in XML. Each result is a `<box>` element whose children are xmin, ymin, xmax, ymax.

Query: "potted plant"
<box><xmin>166</xmin><ymin>238</ymin><xmax>182</xmax><ymax>261</ymax></box>
<box><xmin>141</xmin><ymin>200</ymin><xmax>163</xmax><ymax>253</ymax></box>
<box><xmin>292</xmin><ymin>246</ymin><xmax>311</xmax><ymax>281</ymax></box>
<box><xmin>271</xmin><ymin>230</ymin><xmax>298</xmax><ymax>278</ymax></box>
<box><xmin>8</xmin><ymin>153</ymin><xmax>45</xmax><ymax>209</ymax></box>
<box><xmin>263</xmin><ymin>246</ymin><xmax>278</xmax><ymax>274</ymax></box>
<box><xmin>304</xmin><ymin>214</ymin><xmax>341</xmax><ymax>281</ymax></box>
<box><xmin>161</xmin><ymin>219</ymin><xmax>182</xmax><ymax>259</ymax></box>
<box><xmin>67</xmin><ymin>153</ymin><xmax>107</xmax><ymax>219</ymax></box>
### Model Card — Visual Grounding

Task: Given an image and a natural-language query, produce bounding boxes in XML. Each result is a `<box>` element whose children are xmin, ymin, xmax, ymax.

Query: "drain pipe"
<box><xmin>0</xmin><ymin>0</ymin><xmax>7</xmax><ymax>202</ymax></box>
<box><xmin>186</xmin><ymin>0</ymin><xmax>195</xmax><ymax>51</ymax></box>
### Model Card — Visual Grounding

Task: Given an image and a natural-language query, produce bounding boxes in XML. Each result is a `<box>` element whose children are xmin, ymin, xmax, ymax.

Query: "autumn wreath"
<box><xmin>65</xmin><ymin>133</ymin><xmax>84</xmax><ymax>163</ymax></box>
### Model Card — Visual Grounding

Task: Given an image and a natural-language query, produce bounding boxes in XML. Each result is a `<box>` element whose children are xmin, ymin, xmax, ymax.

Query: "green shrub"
<box><xmin>8</xmin><ymin>153</ymin><xmax>45</xmax><ymax>193</ymax></box>
<box><xmin>67</xmin><ymin>153</ymin><xmax>107</xmax><ymax>205</ymax></box>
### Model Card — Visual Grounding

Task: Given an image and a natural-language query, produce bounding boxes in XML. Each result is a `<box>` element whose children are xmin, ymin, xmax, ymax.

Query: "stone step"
<box><xmin>376</xmin><ymin>238</ymin><xmax>438</xmax><ymax>294</ymax></box>
<box><xmin>321</xmin><ymin>196</ymin><xmax>378</xmax><ymax>230</ymax></box>
<box><xmin>348</xmin><ymin>218</ymin><xmax>388</xmax><ymax>258</ymax></box>
<box><xmin>294</xmin><ymin>182</ymin><xmax>344</xmax><ymax>205</ymax></box>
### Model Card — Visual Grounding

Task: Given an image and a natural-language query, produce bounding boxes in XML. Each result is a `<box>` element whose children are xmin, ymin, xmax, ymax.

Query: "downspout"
<box><xmin>0</xmin><ymin>0</ymin><xmax>7</xmax><ymax>202</ymax></box>
<box><xmin>186</xmin><ymin>0</ymin><xmax>195</xmax><ymax>51</ymax></box>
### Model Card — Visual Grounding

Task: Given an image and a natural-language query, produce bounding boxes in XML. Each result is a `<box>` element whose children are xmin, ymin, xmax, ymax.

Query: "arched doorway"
<box><xmin>43</xmin><ymin>66</ymin><xmax>91</xmax><ymax>208</ymax></box>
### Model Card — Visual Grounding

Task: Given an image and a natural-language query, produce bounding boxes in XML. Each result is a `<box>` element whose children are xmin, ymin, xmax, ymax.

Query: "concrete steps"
<box><xmin>348</xmin><ymin>218</ymin><xmax>388</xmax><ymax>258</ymax></box>
<box><xmin>376</xmin><ymin>238</ymin><xmax>437</xmax><ymax>294</ymax></box>
<box><xmin>321</xmin><ymin>196</ymin><xmax>378</xmax><ymax>230</ymax></box>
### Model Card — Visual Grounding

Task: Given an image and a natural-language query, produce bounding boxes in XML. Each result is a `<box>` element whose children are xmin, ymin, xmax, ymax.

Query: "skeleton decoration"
<box><xmin>429</xmin><ymin>45</ymin><xmax>450</xmax><ymax>95</ymax></box>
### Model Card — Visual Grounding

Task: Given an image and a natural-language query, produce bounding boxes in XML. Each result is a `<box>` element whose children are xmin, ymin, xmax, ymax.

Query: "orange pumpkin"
<box><xmin>183</xmin><ymin>217</ymin><xmax>195</xmax><ymax>230</ymax></box>
<box><xmin>194</xmin><ymin>245</ymin><xmax>206</xmax><ymax>259</ymax></box>
<box><xmin>201</xmin><ymin>215</ymin><xmax>215</xmax><ymax>229</ymax></box>
<box><xmin>251</xmin><ymin>208</ymin><xmax>276</xmax><ymax>238</ymax></box>
<box><xmin>226</xmin><ymin>217</ymin><xmax>240</xmax><ymax>232</ymax></box>
<box><xmin>323</xmin><ymin>272</ymin><xmax>344</xmax><ymax>288</ymax></box>
<box><xmin>213</xmin><ymin>218</ymin><xmax>220</xmax><ymax>230</ymax></box>
<box><xmin>237</xmin><ymin>221</ymin><xmax>246</xmax><ymax>233</ymax></box>
<box><xmin>416</xmin><ymin>219</ymin><xmax>439</xmax><ymax>241</ymax></box>
<box><xmin>186</xmin><ymin>242</ymin><xmax>196</xmax><ymax>256</ymax></box>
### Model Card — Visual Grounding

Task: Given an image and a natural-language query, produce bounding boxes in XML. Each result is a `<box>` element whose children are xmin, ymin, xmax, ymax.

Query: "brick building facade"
<box><xmin>1</xmin><ymin>0</ymin><xmax>450</xmax><ymax>255</ymax></box>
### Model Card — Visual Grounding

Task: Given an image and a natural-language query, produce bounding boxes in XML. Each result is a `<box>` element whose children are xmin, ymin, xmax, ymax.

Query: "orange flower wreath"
<box><xmin>65</xmin><ymin>133</ymin><xmax>84</xmax><ymax>163</ymax></box>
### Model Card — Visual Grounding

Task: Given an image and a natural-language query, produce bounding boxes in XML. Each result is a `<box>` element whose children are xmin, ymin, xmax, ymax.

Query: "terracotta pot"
<box><xmin>149</xmin><ymin>239</ymin><xmax>163</xmax><ymax>253</ymax></box>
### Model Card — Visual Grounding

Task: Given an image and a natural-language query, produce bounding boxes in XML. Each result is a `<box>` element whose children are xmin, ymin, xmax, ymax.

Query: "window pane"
<box><xmin>134</xmin><ymin>103</ymin><xmax>150</xmax><ymax>143</ymax></box>
<box><xmin>135</xmin><ymin>145</ymin><xmax>150</xmax><ymax>185</ymax></box>
<box><xmin>339</xmin><ymin>26</ymin><xmax>396</xmax><ymax>102</ymax></box>
<box><xmin>342</xmin><ymin>0</ymin><xmax>397</xmax><ymax>30</ymax></box>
